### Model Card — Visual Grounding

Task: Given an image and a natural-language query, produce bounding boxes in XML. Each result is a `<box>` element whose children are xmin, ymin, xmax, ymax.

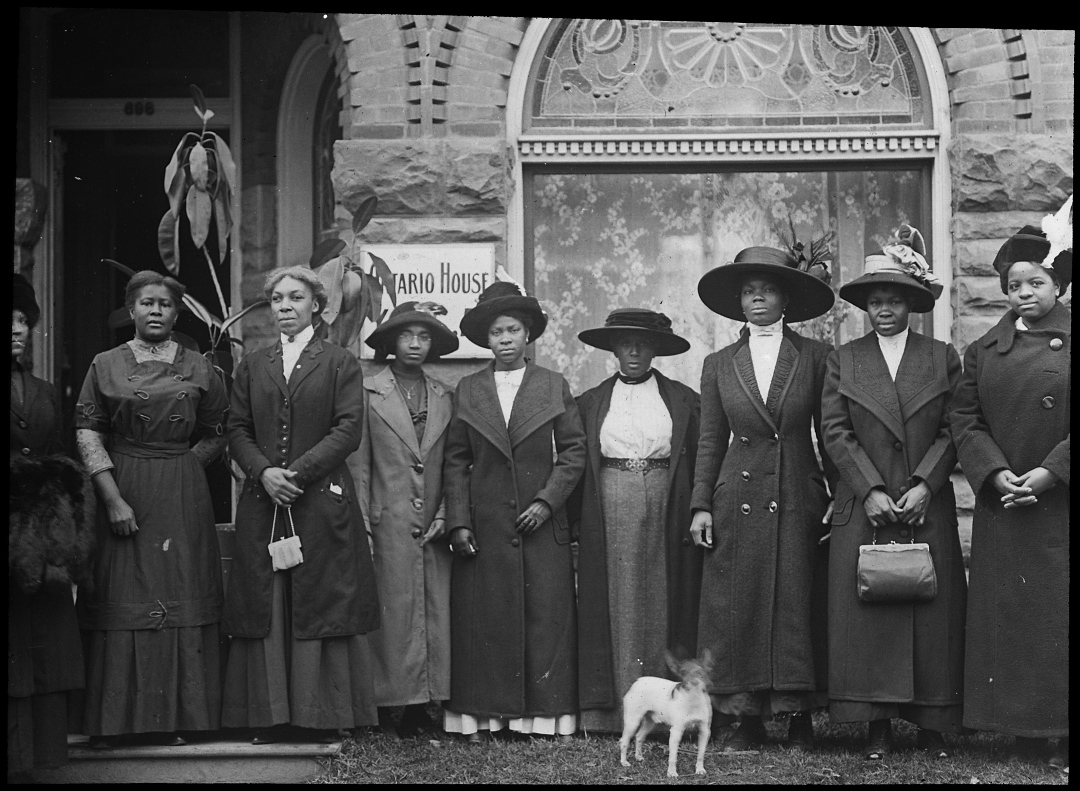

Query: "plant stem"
<box><xmin>202</xmin><ymin>245</ymin><xmax>230</xmax><ymax>323</ymax></box>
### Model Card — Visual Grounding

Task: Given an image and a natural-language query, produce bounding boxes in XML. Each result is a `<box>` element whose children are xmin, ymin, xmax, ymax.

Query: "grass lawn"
<box><xmin>314</xmin><ymin>713</ymin><xmax>1068</xmax><ymax>784</ymax></box>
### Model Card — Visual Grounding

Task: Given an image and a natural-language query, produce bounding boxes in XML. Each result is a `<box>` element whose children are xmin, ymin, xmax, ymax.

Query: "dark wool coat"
<box><xmin>224</xmin><ymin>336</ymin><xmax>379</xmax><ymax>640</ymax></box>
<box><xmin>443</xmin><ymin>362</ymin><xmax>587</xmax><ymax>718</ymax></box>
<box><xmin>8</xmin><ymin>369</ymin><xmax>88</xmax><ymax>699</ymax></box>
<box><xmin>571</xmin><ymin>370</ymin><xmax>702</xmax><ymax>709</ymax></box>
<box><xmin>951</xmin><ymin>302</ymin><xmax>1070</xmax><ymax>738</ymax></box>
<box><xmin>691</xmin><ymin>328</ymin><xmax>837</xmax><ymax>694</ymax></box>
<box><xmin>822</xmin><ymin>332</ymin><xmax>966</xmax><ymax>710</ymax></box>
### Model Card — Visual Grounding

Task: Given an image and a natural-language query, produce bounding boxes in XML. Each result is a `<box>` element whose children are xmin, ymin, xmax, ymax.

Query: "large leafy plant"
<box><xmin>308</xmin><ymin>195</ymin><xmax>398</xmax><ymax>348</ymax></box>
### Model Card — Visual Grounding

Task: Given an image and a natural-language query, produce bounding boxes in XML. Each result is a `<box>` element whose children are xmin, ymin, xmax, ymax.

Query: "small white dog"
<box><xmin>619</xmin><ymin>649</ymin><xmax>713</xmax><ymax>777</ymax></box>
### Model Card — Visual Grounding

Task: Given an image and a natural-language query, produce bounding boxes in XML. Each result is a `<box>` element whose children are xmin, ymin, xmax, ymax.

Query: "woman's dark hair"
<box><xmin>125</xmin><ymin>270</ymin><xmax>187</xmax><ymax>310</ymax></box>
<box><xmin>489</xmin><ymin>310</ymin><xmax>534</xmax><ymax>341</ymax></box>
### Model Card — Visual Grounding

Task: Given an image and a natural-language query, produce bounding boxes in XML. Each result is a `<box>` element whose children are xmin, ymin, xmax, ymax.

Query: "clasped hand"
<box><xmin>260</xmin><ymin>467</ymin><xmax>303</xmax><ymax>507</ymax></box>
<box><xmin>993</xmin><ymin>467</ymin><xmax>1057</xmax><ymax>508</ymax></box>
<box><xmin>864</xmin><ymin>481</ymin><xmax>932</xmax><ymax>529</ymax></box>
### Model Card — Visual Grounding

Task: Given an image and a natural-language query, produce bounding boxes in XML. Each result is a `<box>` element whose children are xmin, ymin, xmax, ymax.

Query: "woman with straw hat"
<box><xmin>951</xmin><ymin>208</ymin><xmax>1071</xmax><ymax>770</ymax></box>
<box><xmin>347</xmin><ymin>301</ymin><xmax>459</xmax><ymax>739</ymax></box>
<box><xmin>442</xmin><ymin>281</ymin><xmax>587</xmax><ymax>744</ymax></box>
<box><xmin>821</xmin><ymin>226</ymin><xmax>966</xmax><ymax>761</ymax></box>
<box><xmin>571</xmin><ymin>309</ymin><xmax>702</xmax><ymax>733</ymax></box>
<box><xmin>691</xmin><ymin>242</ymin><xmax>838</xmax><ymax>752</ymax></box>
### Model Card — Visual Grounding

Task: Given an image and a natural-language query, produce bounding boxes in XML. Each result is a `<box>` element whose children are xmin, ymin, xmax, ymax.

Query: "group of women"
<box><xmin>8</xmin><ymin>212</ymin><xmax>1069</xmax><ymax>776</ymax></box>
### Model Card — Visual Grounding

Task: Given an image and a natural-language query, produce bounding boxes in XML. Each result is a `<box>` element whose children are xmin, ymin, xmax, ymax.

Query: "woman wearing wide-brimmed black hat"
<box><xmin>690</xmin><ymin>243</ymin><xmax>839</xmax><ymax>752</ymax></box>
<box><xmin>570</xmin><ymin>309</ymin><xmax>703</xmax><ymax>733</ymax></box>
<box><xmin>442</xmin><ymin>281</ymin><xmax>586</xmax><ymax>743</ymax></box>
<box><xmin>346</xmin><ymin>302</ymin><xmax>458</xmax><ymax>739</ymax></box>
<box><xmin>821</xmin><ymin>226</ymin><xmax>967</xmax><ymax>761</ymax></box>
<box><xmin>951</xmin><ymin>203</ymin><xmax>1071</xmax><ymax>770</ymax></box>
<box><xmin>9</xmin><ymin>274</ymin><xmax>94</xmax><ymax>779</ymax></box>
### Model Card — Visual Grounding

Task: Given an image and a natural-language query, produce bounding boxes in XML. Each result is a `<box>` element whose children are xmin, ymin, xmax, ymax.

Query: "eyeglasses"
<box><xmin>398</xmin><ymin>332</ymin><xmax>432</xmax><ymax>344</ymax></box>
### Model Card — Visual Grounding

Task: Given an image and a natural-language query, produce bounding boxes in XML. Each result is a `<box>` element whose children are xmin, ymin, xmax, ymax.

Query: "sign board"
<box><xmin>359</xmin><ymin>243</ymin><xmax>495</xmax><ymax>359</ymax></box>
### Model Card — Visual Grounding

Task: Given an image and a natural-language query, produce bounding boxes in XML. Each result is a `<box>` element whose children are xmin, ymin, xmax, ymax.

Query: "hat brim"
<box><xmin>839</xmin><ymin>272</ymin><xmax>936</xmax><ymax>313</ymax></box>
<box><xmin>365</xmin><ymin>311</ymin><xmax>460</xmax><ymax>358</ymax></box>
<box><xmin>697</xmin><ymin>263</ymin><xmax>835</xmax><ymax>322</ymax></box>
<box><xmin>459</xmin><ymin>295</ymin><xmax>548</xmax><ymax>348</ymax></box>
<box><xmin>577</xmin><ymin>325</ymin><xmax>690</xmax><ymax>356</ymax></box>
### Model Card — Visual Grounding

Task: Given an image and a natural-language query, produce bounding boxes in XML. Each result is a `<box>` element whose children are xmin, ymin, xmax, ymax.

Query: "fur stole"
<box><xmin>9</xmin><ymin>454</ymin><xmax>96</xmax><ymax>595</ymax></box>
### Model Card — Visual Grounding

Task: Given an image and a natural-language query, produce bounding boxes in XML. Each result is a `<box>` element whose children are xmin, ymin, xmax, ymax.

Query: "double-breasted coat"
<box><xmin>443</xmin><ymin>362</ymin><xmax>587</xmax><ymax>718</ymax></box>
<box><xmin>691</xmin><ymin>328</ymin><xmax>837</xmax><ymax>695</ymax></box>
<box><xmin>224</xmin><ymin>336</ymin><xmax>379</xmax><ymax>640</ymax></box>
<box><xmin>572</xmin><ymin>370</ymin><xmax>702</xmax><ymax>709</ymax></box>
<box><xmin>346</xmin><ymin>366</ymin><xmax>454</xmax><ymax>706</ymax></box>
<box><xmin>821</xmin><ymin>331</ymin><xmax>966</xmax><ymax>710</ymax></box>
<box><xmin>951</xmin><ymin>302</ymin><xmax>1070</xmax><ymax>738</ymax></box>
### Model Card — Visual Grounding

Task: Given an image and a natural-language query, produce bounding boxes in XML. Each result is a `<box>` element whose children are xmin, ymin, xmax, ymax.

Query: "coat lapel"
<box><xmin>458</xmin><ymin>364</ymin><xmax>513</xmax><ymax>460</ymax></box>
<box><xmin>655</xmin><ymin>370</ymin><xmax>689</xmax><ymax>491</ymax></box>
<box><xmin>584</xmin><ymin>376</ymin><xmax>616</xmax><ymax>478</ymax></box>
<box><xmin>842</xmin><ymin>333</ymin><xmax>905</xmax><ymax>441</ymax></box>
<box><xmin>368</xmin><ymin>367</ymin><xmax>421</xmax><ymax>457</ymax></box>
<box><xmin>10</xmin><ymin>369</ymin><xmax>30</xmax><ymax>423</ymax></box>
<box><xmin>766</xmin><ymin>334</ymin><xmax>801</xmax><ymax>417</ymax></box>
<box><xmin>262</xmin><ymin>342</ymin><xmax>290</xmax><ymax>400</ymax></box>
<box><xmin>731</xmin><ymin>338</ymin><xmax>778</xmax><ymax>432</ymax></box>
<box><xmin>287</xmin><ymin>336</ymin><xmax>324</xmax><ymax>394</ymax></box>
<box><xmin>895</xmin><ymin>332</ymin><xmax>949</xmax><ymax>423</ymax></box>
<box><xmin>508</xmin><ymin>364</ymin><xmax>565</xmax><ymax>448</ymax></box>
<box><xmin>419</xmin><ymin>375</ymin><xmax>452</xmax><ymax>460</ymax></box>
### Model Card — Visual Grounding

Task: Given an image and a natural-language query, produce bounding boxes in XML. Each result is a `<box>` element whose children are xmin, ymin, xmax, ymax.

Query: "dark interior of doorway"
<box><xmin>60</xmin><ymin>129</ymin><xmax>233</xmax><ymax>524</ymax></box>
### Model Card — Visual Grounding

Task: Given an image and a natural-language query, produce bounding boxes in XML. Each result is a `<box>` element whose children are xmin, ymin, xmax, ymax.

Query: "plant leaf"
<box><xmin>213</xmin><ymin>191</ymin><xmax>231</xmax><ymax>264</ymax></box>
<box><xmin>356</xmin><ymin>276</ymin><xmax>375</xmax><ymax>328</ymax></box>
<box><xmin>220</xmin><ymin>299</ymin><xmax>269</xmax><ymax>334</ymax></box>
<box><xmin>314</xmin><ymin>256</ymin><xmax>345</xmax><ymax>325</ymax></box>
<box><xmin>207</xmin><ymin>132</ymin><xmax>237</xmax><ymax>191</ymax></box>
<box><xmin>309</xmin><ymin>238</ymin><xmax>347</xmax><ymax>269</ymax></box>
<box><xmin>190</xmin><ymin>84</ymin><xmax>207</xmax><ymax>117</ymax></box>
<box><xmin>189</xmin><ymin>142</ymin><xmax>209</xmax><ymax>190</ymax></box>
<box><xmin>164</xmin><ymin>132</ymin><xmax>197</xmax><ymax>216</ymax></box>
<box><xmin>102</xmin><ymin>257</ymin><xmax>138</xmax><ymax>279</ymax></box>
<box><xmin>183</xmin><ymin>292</ymin><xmax>220</xmax><ymax>330</ymax></box>
<box><xmin>157</xmin><ymin>211</ymin><xmax>180</xmax><ymax>274</ymax></box>
<box><xmin>186</xmin><ymin>187</ymin><xmax>213</xmax><ymax>249</ymax></box>
<box><xmin>368</xmin><ymin>252</ymin><xmax>397</xmax><ymax>307</ymax></box>
<box><xmin>351</xmin><ymin>195</ymin><xmax>379</xmax><ymax>235</ymax></box>
<box><xmin>107</xmin><ymin>305</ymin><xmax>133</xmax><ymax>329</ymax></box>
<box><xmin>202</xmin><ymin>108</ymin><xmax>215</xmax><ymax>123</ymax></box>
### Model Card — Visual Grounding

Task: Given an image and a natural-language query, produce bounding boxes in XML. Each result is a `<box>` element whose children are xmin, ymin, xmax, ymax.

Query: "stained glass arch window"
<box><xmin>527</xmin><ymin>22</ymin><xmax>932</xmax><ymax>132</ymax></box>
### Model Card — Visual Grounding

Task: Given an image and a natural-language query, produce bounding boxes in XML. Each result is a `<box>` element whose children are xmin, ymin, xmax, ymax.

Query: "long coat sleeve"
<box><xmin>950</xmin><ymin>302</ymin><xmax>1070</xmax><ymax>737</ymax></box>
<box><xmin>223</xmin><ymin>336</ymin><xmax>379</xmax><ymax>640</ymax></box>
<box><xmin>572</xmin><ymin>370</ymin><xmax>702</xmax><ymax>709</ymax></box>
<box><xmin>821</xmin><ymin>331</ymin><xmax>966</xmax><ymax>709</ymax></box>
<box><xmin>691</xmin><ymin>328</ymin><xmax>834</xmax><ymax>694</ymax></box>
<box><xmin>442</xmin><ymin>362</ymin><xmax>586</xmax><ymax>718</ymax></box>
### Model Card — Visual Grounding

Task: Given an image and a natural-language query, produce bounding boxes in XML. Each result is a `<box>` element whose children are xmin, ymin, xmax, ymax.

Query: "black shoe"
<box><xmin>88</xmin><ymin>735</ymin><xmax>119</xmax><ymax>750</ymax></box>
<box><xmin>916</xmin><ymin>727</ymin><xmax>950</xmax><ymax>759</ymax></box>
<box><xmin>863</xmin><ymin>719</ymin><xmax>893</xmax><ymax>760</ymax></box>
<box><xmin>724</xmin><ymin>716</ymin><xmax>766</xmax><ymax>752</ymax></box>
<box><xmin>398</xmin><ymin>704</ymin><xmax>435</xmax><ymax>738</ymax></box>
<box><xmin>1048</xmin><ymin>737</ymin><xmax>1068</xmax><ymax>770</ymax></box>
<box><xmin>466</xmin><ymin>731</ymin><xmax>491</xmax><ymax>746</ymax></box>
<box><xmin>378</xmin><ymin>706</ymin><xmax>402</xmax><ymax>740</ymax></box>
<box><xmin>251</xmin><ymin>729</ymin><xmax>277</xmax><ymax>745</ymax></box>
<box><xmin>784</xmin><ymin>712</ymin><xmax>814</xmax><ymax>752</ymax></box>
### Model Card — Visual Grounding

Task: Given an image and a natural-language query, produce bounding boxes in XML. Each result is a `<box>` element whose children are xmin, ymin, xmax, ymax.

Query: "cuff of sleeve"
<box><xmin>89</xmin><ymin>463</ymin><xmax>116</xmax><ymax>477</ymax></box>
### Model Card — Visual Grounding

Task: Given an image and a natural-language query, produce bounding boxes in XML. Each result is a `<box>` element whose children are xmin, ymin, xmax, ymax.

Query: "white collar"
<box><xmin>747</xmin><ymin>319</ymin><xmax>784</xmax><ymax>337</ymax></box>
<box><xmin>280</xmin><ymin>324</ymin><xmax>315</xmax><ymax>347</ymax></box>
<box><xmin>875</xmin><ymin>327</ymin><xmax>910</xmax><ymax>346</ymax></box>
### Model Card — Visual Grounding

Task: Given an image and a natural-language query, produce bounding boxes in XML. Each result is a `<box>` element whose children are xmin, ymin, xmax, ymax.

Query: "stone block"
<box><xmin>951</xmin><ymin>60</ymin><xmax>1011</xmax><ymax>89</ymax></box>
<box><xmin>933</xmin><ymin>28</ymin><xmax>975</xmax><ymax>44</ymax></box>
<box><xmin>954</xmin><ymin>238</ymin><xmax>1007</xmax><ymax>275</ymax></box>
<box><xmin>469</xmin><ymin>16</ymin><xmax>527</xmax><ymax>46</ymax></box>
<box><xmin>952</xmin><ymin>312</ymin><xmax>1000</xmax><ymax>355</ymax></box>
<box><xmin>361</xmin><ymin>215</ymin><xmax>505</xmax><ymax>244</ymax></box>
<box><xmin>951</xmin><ymin>81</ymin><xmax>1013</xmax><ymax>104</ymax></box>
<box><xmin>952</xmin><ymin>471</ymin><xmax>975</xmax><ymax>511</ymax></box>
<box><xmin>952</xmin><ymin>210</ymin><xmax>1046</xmax><ymax>240</ymax></box>
<box><xmin>955</xmin><ymin>276</ymin><xmax>1008</xmax><ymax>315</ymax></box>
<box><xmin>946</xmin><ymin>46</ymin><xmax>1006</xmax><ymax>74</ymax></box>
<box><xmin>333</xmin><ymin>138</ymin><xmax>508</xmax><ymax>216</ymax></box>
<box><xmin>949</xmin><ymin>134</ymin><xmax>1073</xmax><ymax>212</ymax></box>
<box><xmin>15</xmin><ymin>178</ymin><xmax>48</xmax><ymax>247</ymax></box>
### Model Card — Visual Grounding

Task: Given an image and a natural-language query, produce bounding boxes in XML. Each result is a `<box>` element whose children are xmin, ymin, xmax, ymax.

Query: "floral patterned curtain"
<box><xmin>531</xmin><ymin>169</ymin><xmax>925</xmax><ymax>394</ymax></box>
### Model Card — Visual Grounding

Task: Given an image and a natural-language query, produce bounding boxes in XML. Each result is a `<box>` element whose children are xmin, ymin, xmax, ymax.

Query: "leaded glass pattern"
<box><xmin>530</xmin><ymin>22</ymin><xmax>927</xmax><ymax>131</ymax></box>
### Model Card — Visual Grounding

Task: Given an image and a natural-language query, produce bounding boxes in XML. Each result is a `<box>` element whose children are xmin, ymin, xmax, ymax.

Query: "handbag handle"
<box><xmin>270</xmin><ymin>505</ymin><xmax>297</xmax><ymax>543</ymax></box>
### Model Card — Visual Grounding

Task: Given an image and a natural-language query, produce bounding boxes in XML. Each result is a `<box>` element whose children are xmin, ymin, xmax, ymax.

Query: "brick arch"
<box><xmin>336</xmin><ymin>14</ymin><xmax>412</xmax><ymax>138</ymax></box>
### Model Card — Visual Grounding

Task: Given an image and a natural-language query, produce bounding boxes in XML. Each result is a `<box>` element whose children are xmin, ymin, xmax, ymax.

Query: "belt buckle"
<box><xmin>627</xmin><ymin>458</ymin><xmax>647</xmax><ymax>473</ymax></box>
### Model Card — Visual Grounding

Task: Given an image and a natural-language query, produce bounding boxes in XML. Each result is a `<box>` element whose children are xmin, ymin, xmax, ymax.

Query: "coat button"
<box><xmin>741</xmin><ymin>503</ymin><xmax>751</xmax><ymax>515</ymax></box>
<box><xmin>768</xmin><ymin>501</ymin><xmax>777</xmax><ymax>513</ymax></box>
<box><xmin>682</xmin><ymin>537</ymin><xmax>690</xmax><ymax>546</ymax></box>
<box><xmin>894</xmin><ymin>442</ymin><xmax>903</xmax><ymax>451</ymax></box>
<box><xmin>899</xmin><ymin>485</ymin><xmax>909</xmax><ymax>495</ymax></box>
<box><xmin>413</xmin><ymin>463</ymin><xmax>424</xmax><ymax>473</ymax></box>
<box><xmin>511</xmin><ymin>538</ymin><xmax>520</xmax><ymax>547</ymax></box>
<box><xmin>19</xmin><ymin>420</ymin><xmax>28</xmax><ymax>429</ymax></box>
<box><xmin>412</xmin><ymin>498</ymin><xmax>424</xmax><ymax>510</ymax></box>
<box><xmin>1050</xmin><ymin>338</ymin><xmax>1063</xmax><ymax>350</ymax></box>
<box><xmin>771</xmin><ymin>433</ymin><xmax>779</xmax><ymax>442</ymax></box>
<box><xmin>740</xmin><ymin>437</ymin><xmax>750</xmax><ymax>445</ymax></box>
<box><xmin>1042</xmin><ymin>396</ymin><xmax>1055</xmax><ymax>409</ymax></box>
<box><xmin>509</xmin><ymin>499</ymin><xmax>516</xmax><ymax>508</ymax></box>
<box><xmin>899</xmin><ymin>528</ymin><xmax>909</xmax><ymax>538</ymax></box>
<box><xmin>411</xmin><ymin>528</ymin><xmax>422</xmax><ymax>539</ymax></box>
<box><xmin>741</xmin><ymin>471</ymin><xmax>751</xmax><ymax>481</ymax></box>
<box><xmin>21</xmin><ymin>447</ymin><xmax>31</xmax><ymax>456</ymax></box>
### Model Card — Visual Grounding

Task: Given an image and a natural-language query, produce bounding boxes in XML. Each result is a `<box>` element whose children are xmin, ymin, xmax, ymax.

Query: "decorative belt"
<box><xmin>600</xmin><ymin>456</ymin><xmax>670</xmax><ymax>472</ymax></box>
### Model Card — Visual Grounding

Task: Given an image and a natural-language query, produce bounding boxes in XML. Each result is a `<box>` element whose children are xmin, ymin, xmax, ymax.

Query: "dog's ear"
<box><xmin>700</xmin><ymin>648</ymin><xmax>714</xmax><ymax>675</ymax></box>
<box><xmin>664</xmin><ymin>649</ymin><xmax>681</xmax><ymax>676</ymax></box>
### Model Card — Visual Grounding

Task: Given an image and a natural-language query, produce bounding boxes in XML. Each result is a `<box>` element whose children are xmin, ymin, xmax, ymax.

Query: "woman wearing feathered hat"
<box><xmin>570</xmin><ymin>309</ymin><xmax>702</xmax><ymax>732</ymax></box>
<box><xmin>442</xmin><ymin>279</ymin><xmax>586</xmax><ymax>743</ymax></box>
<box><xmin>346</xmin><ymin>301</ymin><xmax>458</xmax><ymax>739</ymax></box>
<box><xmin>9</xmin><ymin>274</ymin><xmax>93</xmax><ymax>778</ymax></box>
<box><xmin>821</xmin><ymin>226</ymin><xmax>967</xmax><ymax>761</ymax></box>
<box><xmin>690</xmin><ymin>237</ymin><xmax>839</xmax><ymax>752</ymax></box>
<box><xmin>951</xmin><ymin>198</ymin><xmax>1071</xmax><ymax>769</ymax></box>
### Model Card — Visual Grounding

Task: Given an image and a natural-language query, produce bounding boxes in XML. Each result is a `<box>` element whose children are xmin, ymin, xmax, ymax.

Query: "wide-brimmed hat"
<box><xmin>365</xmin><ymin>301</ymin><xmax>459</xmax><ymax>360</ymax></box>
<box><xmin>698</xmin><ymin>246</ymin><xmax>835</xmax><ymax>322</ymax></box>
<box><xmin>578</xmin><ymin>308</ymin><xmax>690</xmax><ymax>356</ymax></box>
<box><xmin>459</xmin><ymin>281</ymin><xmax>548</xmax><ymax>347</ymax></box>
<box><xmin>13</xmin><ymin>273</ymin><xmax>41</xmax><ymax>328</ymax></box>
<box><xmin>992</xmin><ymin>221</ymin><xmax>1073</xmax><ymax>294</ymax></box>
<box><xmin>839</xmin><ymin>225</ymin><xmax>942</xmax><ymax>314</ymax></box>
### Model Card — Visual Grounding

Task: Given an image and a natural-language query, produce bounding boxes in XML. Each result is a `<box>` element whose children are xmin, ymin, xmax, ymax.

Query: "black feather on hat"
<box><xmin>992</xmin><ymin>224</ymin><xmax>1073</xmax><ymax>294</ymax></box>
<box><xmin>459</xmin><ymin>281</ymin><xmax>548</xmax><ymax>348</ymax></box>
<box><xmin>13</xmin><ymin>273</ymin><xmax>41</xmax><ymax>328</ymax></box>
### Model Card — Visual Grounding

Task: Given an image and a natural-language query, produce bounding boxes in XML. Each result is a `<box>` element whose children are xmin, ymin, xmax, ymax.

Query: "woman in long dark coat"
<box><xmin>347</xmin><ymin>301</ymin><xmax>458</xmax><ymax>739</ymax></box>
<box><xmin>821</xmin><ymin>227</ymin><xmax>966</xmax><ymax>760</ymax></box>
<box><xmin>442</xmin><ymin>281</ymin><xmax>587</xmax><ymax>743</ymax></box>
<box><xmin>571</xmin><ymin>309</ymin><xmax>701</xmax><ymax>733</ymax></box>
<box><xmin>9</xmin><ymin>274</ymin><xmax>93</xmax><ymax>777</ymax></box>
<box><xmin>691</xmin><ymin>246</ymin><xmax>838</xmax><ymax>752</ymax></box>
<box><xmin>951</xmin><ymin>221</ymin><xmax>1070</xmax><ymax>769</ymax></box>
<box><xmin>75</xmin><ymin>270</ymin><xmax>228</xmax><ymax>746</ymax></box>
<box><xmin>223</xmin><ymin>266</ymin><xmax>379</xmax><ymax>743</ymax></box>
